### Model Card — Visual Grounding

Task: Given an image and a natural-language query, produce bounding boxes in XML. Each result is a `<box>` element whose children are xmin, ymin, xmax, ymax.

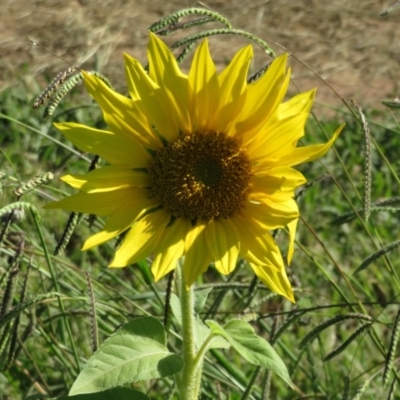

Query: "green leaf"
<box><xmin>194</xmin><ymin>316</ymin><xmax>229</xmax><ymax>350</ymax></box>
<box><xmin>207</xmin><ymin>319</ymin><xmax>293</xmax><ymax>388</ymax></box>
<box><xmin>194</xmin><ymin>287</ymin><xmax>212</xmax><ymax>314</ymax></box>
<box><xmin>54</xmin><ymin>387</ymin><xmax>149</xmax><ymax>400</ymax></box>
<box><xmin>69</xmin><ymin>317</ymin><xmax>183</xmax><ymax>395</ymax></box>
<box><xmin>170</xmin><ymin>293</ymin><xmax>182</xmax><ymax>325</ymax></box>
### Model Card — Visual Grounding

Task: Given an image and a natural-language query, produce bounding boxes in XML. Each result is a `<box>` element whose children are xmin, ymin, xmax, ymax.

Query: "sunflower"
<box><xmin>45</xmin><ymin>33</ymin><xmax>343</xmax><ymax>302</ymax></box>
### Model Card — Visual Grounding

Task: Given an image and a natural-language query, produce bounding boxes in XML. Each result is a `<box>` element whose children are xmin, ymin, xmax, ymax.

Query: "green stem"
<box><xmin>176</xmin><ymin>264</ymin><xmax>201</xmax><ymax>400</ymax></box>
<box><xmin>193</xmin><ymin>334</ymin><xmax>214</xmax><ymax>367</ymax></box>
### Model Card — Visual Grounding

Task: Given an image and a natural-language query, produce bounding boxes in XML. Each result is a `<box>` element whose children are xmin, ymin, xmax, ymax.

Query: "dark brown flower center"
<box><xmin>148</xmin><ymin>131</ymin><xmax>252</xmax><ymax>220</ymax></box>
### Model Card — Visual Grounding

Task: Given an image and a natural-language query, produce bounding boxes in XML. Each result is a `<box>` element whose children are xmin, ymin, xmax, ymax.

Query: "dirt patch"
<box><xmin>1</xmin><ymin>0</ymin><xmax>399</xmax><ymax>110</ymax></box>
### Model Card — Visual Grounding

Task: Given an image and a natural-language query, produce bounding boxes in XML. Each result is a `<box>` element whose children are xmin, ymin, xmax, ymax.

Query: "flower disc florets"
<box><xmin>148</xmin><ymin>131</ymin><xmax>252</xmax><ymax>220</ymax></box>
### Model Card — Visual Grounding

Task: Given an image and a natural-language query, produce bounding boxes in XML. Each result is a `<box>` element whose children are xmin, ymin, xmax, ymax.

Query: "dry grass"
<box><xmin>2</xmin><ymin>0</ymin><xmax>399</xmax><ymax>109</ymax></box>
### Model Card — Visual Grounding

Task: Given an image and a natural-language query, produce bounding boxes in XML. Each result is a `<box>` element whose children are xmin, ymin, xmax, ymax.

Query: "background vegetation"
<box><xmin>1</xmin><ymin>1</ymin><xmax>400</xmax><ymax>399</ymax></box>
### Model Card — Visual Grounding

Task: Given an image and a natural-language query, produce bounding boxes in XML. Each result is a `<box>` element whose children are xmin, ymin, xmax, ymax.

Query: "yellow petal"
<box><xmin>215</xmin><ymin>45</ymin><xmax>253</xmax><ymax>134</ymax></box>
<box><xmin>151</xmin><ymin>218</ymin><xmax>191</xmax><ymax>281</ymax></box>
<box><xmin>62</xmin><ymin>166</ymin><xmax>149</xmax><ymax>193</ymax></box>
<box><xmin>273</xmin><ymin>123</ymin><xmax>345</xmax><ymax>168</ymax></box>
<box><xmin>276</xmin><ymin>89</ymin><xmax>315</xmax><ymax>120</ymax></box>
<box><xmin>81</xmin><ymin>189</ymin><xmax>159</xmax><ymax>250</ymax></box>
<box><xmin>251</xmin><ymin>167</ymin><xmax>306</xmax><ymax>199</ymax></box>
<box><xmin>183</xmin><ymin>222</ymin><xmax>212</xmax><ymax>286</ymax></box>
<box><xmin>231</xmin><ymin>213</ymin><xmax>282</xmax><ymax>269</ymax></box>
<box><xmin>147</xmin><ymin>33</ymin><xmax>191</xmax><ymax>133</ymax></box>
<box><xmin>247</xmin><ymin>112</ymin><xmax>309</xmax><ymax>161</ymax></box>
<box><xmin>124</xmin><ymin>53</ymin><xmax>179</xmax><ymax>143</ymax></box>
<box><xmin>236</xmin><ymin>54</ymin><xmax>291</xmax><ymax>143</ymax></box>
<box><xmin>188</xmin><ymin>39</ymin><xmax>219</xmax><ymax>131</ymax></box>
<box><xmin>83</xmin><ymin>72</ymin><xmax>162</xmax><ymax>149</ymax></box>
<box><xmin>54</xmin><ymin>123</ymin><xmax>151</xmax><ymax>168</ymax></box>
<box><xmin>205</xmin><ymin>218</ymin><xmax>240</xmax><ymax>275</ymax></box>
<box><xmin>251</xmin><ymin>262</ymin><xmax>295</xmax><ymax>302</ymax></box>
<box><xmin>110</xmin><ymin>209</ymin><xmax>171</xmax><ymax>267</ymax></box>
<box><xmin>44</xmin><ymin>187</ymin><xmax>141</xmax><ymax>216</ymax></box>
<box><xmin>242</xmin><ymin>199</ymin><xmax>299</xmax><ymax>230</ymax></box>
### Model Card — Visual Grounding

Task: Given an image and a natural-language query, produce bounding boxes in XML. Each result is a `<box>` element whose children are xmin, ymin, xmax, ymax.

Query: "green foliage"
<box><xmin>207</xmin><ymin>319</ymin><xmax>293</xmax><ymax>387</ymax></box>
<box><xmin>2</xmin><ymin>6</ymin><xmax>400</xmax><ymax>400</ymax></box>
<box><xmin>69</xmin><ymin>317</ymin><xmax>183</xmax><ymax>395</ymax></box>
<box><xmin>54</xmin><ymin>387</ymin><xmax>150</xmax><ymax>400</ymax></box>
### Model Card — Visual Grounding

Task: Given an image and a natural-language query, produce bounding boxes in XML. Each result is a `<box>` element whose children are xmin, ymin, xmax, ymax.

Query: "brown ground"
<box><xmin>1</xmin><ymin>0</ymin><xmax>399</xmax><ymax>112</ymax></box>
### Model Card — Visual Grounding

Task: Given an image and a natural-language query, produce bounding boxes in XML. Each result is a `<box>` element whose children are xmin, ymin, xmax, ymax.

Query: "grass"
<box><xmin>2</xmin><ymin>15</ymin><xmax>400</xmax><ymax>400</ymax></box>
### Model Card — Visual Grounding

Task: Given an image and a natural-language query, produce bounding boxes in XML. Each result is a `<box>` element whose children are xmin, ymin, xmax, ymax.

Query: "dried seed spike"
<box><xmin>333</xmin><ymin>205</ymin><xmax>400</xmax><ymax>225</ymax></box>
<box><xmin>350</xmin><ymin>100</ymin><xmax>371</xmax><ymax>222</ymax></box>
<box><xmin>387</xmin><ymin>376</ymin><xmax>397</xmax><ymax>400</ymax></box>
<box><xmin>54</xmin><ymin>155</ymin><xmax>98</xmax><ymax>255</ymax></box>
<box><xmin>375</xmin><ymin>196</ymin><xmax>400</xmax><ymax>207</ymax></box>
<box><xmin>241</xmin><ymin>312</ymin><xmax>258</xmax><ymax>323</ymax></box>
<box><xmin>354</xmin><ymin>239</ymin><xmax>400</xmax><ymax>275</ymax></box>
<box><xmin>323</xmin><ymin>323</ymin><xmax>372</xmax><ymax>361</ymax></box>
<box><xmin>156</xmin><ymin>17</ymin><xmax>216</xmax><ymax>36</ymax></box>
<box><xmin>164</xmin><ymin>270</ymin><xmax>175</xmax><ymax>333</ymax></box>
<box><xmin>13</xmin><ymin>172</ymin><xmax>54</xmax><ymax>198</ymax></box>
<box><xmin>351</xmin><ymin>376</ymin><xmax>373</xmax><ymax>400</ymax></box>
<box><xmin>20</xmin><ymin>308</ymin><xmax>37</xmax><ymax>348</ymax></box>
<box><xmin>54</xmin><ymin>212</ymin><xmax>81</xmax><ymax>256</ymax></box>
<box><xmin>0</xmin><ymin>238</ymin><xmax>25</xmax><ymax>317</ymax></box>
<box><xmin>1</xmin><ymin>238</ymin><xmax>24</xmax><ymax>319</ymax></box>
<box><xmin>87</xmin><ymin>214</ymin><xmax>97</xmax><ymax>228</ymax></box>
<box><xmin>0</xmin><ymin>324</ymin><xmax>12</xmax><ymax>370</ymax></box>
<box><xmin>382</xmin><ymin>306</ymin><xmax>400</xmax><ymax>386</ymax></box>
<box><xmin>0</xmin><ymin>293</ymin><xmax>56</xmax><ymax>332</ymax></box>
<box><xmin>247</xmin><ymin>62</ymin><xmax>272</xmax><ymax>84</ymax></box>
<box><xmin>0</xmin><ymin>172</ymin><xmax>7</xmax><ymax>197</ymax></box>
<box><xmin>85</xmin><ymin>273</ymin><xmax>98</xmax><ymax>353</ymax></box>
<box><xmin>88</xmin><ymin>155</ymin><xmax>100</xmax><ymax>172</ymax></box>
<box><xmin>380</xmin><ymin>2</ymin><xmax>400</xmax><ymax>16</ymax></box>
<box><xmin>42</xmin><ymin>71</ymin><xmax>84</xmax><ymax>119</ymax></box>
<box><xmin>176</xmin><ymin>41</ymin><xmax>198</xmax><ymax>65</ymax></box>
<box><xmin>296</xmin><ymin>174</ymin><xmax>332</xmax><ymax>202</ymax></box>
<box><xmin>7</xmin><ymin>258</ymin><xmax>31</xmax><ymax>368</ymax></box>
<box><xmin>0</xmin><ymin>267</ymin><xmax>20</xmax><ymax>318</ymax></box>
<box><xmin>299</xmin><ymin>313</ymin><xmax>373</xmax><ymax>349</ymax></box>
<box><xmin>242</xmin><ymin>274</ymin><xmax>259</xmax><ymax>310</ymax></box>
<box><xmin>382</xmin><ymin>99</ymin><xmax>400</xmax><ymax>108</ymax></box>
<box><xmin>0</xmin><ymin>203</ymin><xmax>40</xmax><ymax>226</ymax></box>
<box><xmin>114</xmin><ymin>229</ymin><xmax>127</xmax><ymax>250</ymax></box>
<box><xmin>148</xmin><ymin>7</ymin><xmax>232</xmax><ymax>34</ymax></box>
<box><xmin>33</xmin><ymin>67</ymin><xmax>76</xmax><ymax>109</ymax></box>
<box><xmin>272</xmin><ymin>310</ymin><xmax>307</xmax><ymax>344</ymax></box>
<box><xmin>42</xmin><ymin>72</ymin><xmax>112</xmax><ymax>120</ymax></box>
<box><xmin>0</xmin><ymin>211</ymin><xmax>13</xmax><ymax>248</ymax></box>
<box><xmin>170</xmin><ymin>28</ymin><xmax>275</xmax><ymax>57</ymax></box>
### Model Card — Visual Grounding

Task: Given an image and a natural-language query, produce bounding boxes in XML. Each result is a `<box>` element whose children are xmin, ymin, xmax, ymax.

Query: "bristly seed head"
<box><xmin>148</xmin><ymin>131</ymin><xmax>252</xmax><ymax>220</ymax></box>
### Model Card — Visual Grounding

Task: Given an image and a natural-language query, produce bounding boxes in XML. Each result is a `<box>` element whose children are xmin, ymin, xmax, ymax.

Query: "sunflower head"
<box><xmin>46</xmin><ymin>33</ymin><xmax>343</xmax><ymax>302</ymax></box>
<box><xmin>148</xmin><ymin>130</ymin><xmax>253</xmax><ymax>220</ymax></box>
